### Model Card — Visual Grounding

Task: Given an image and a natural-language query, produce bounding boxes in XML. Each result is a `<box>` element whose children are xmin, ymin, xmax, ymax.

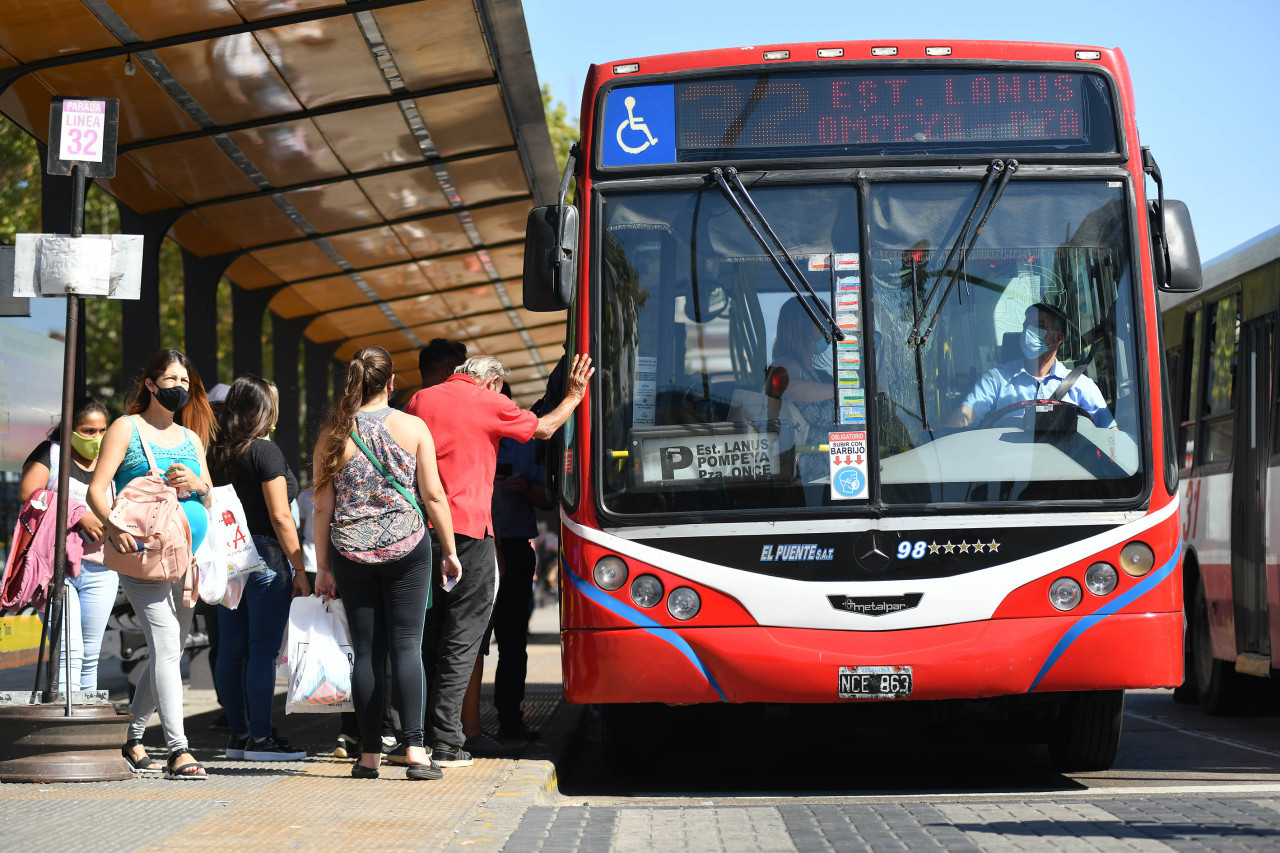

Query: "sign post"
<box><xmin>36</xmin><ymin>98</ymin><xmax>120</xmax><ymax>706</ymax></box>
<box><xmin>0</xmin><ymin>97</ymin><xmax>137</xmax><ymax>784</ymax></box>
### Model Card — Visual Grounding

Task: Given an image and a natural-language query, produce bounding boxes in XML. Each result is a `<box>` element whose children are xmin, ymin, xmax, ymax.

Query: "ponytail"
<box><xmin>313</xmin><ymin>346</ymin><xmax>394</xmax><ymax>491</ymax></box>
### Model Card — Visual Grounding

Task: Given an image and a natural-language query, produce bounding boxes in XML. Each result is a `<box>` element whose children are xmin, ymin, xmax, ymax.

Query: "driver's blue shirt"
<box><xmin>962</xmin><ymin>358</ymin><xmax>1116</xmax><ymax>428</ymax></box>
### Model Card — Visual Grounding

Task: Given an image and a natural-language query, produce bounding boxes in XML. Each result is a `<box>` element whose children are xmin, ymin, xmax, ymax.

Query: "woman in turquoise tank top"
<box><xmin>88</xmin><ymin>349</ymin><xmax>217</xmax><ymax>780</ymax></box>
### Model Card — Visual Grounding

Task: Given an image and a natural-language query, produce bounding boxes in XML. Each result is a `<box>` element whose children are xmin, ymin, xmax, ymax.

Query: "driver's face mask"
<box><xmin>1021</xmin><ymin>326</ymin><xmax>1051</xmax><ymax>359</ymax></box>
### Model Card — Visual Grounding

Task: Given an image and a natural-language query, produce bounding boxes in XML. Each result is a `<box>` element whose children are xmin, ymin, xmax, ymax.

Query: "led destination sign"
<box><xmin>600</xmin><ymin>70</ymin><xmax>1116</xmax><ymax>166</ymax></box>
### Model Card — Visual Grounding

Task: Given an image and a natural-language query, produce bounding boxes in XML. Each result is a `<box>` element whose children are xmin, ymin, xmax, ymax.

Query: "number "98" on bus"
<box><xmin>896</xmin><ymin>540</ymin><xmax>927</xmax><ymax>560</ymax></box>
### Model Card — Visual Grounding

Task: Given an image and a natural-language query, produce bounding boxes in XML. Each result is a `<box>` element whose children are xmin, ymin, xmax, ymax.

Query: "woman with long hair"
<box><xmin>19</xmin><ymin>397</ymin><xmax>117</xmax><ymax>691</ymax></box>
<box><xmin>88</xmin><ymin>349</ymin><xmax>215</xmax><ymax>780</ymax></box>
<box><xmin>312</xmin><ymin>346</ymin><xmax>463</xmax><ymax>780</ymax></box>
<box><xmin>208</xmin><ymin>376</ymin><xmax>311</xmax><ymax>761</ymax></box>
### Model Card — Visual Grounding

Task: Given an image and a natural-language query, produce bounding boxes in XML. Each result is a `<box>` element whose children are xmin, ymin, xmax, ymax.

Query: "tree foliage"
<box><xmin>542</xmin><ymin>82</ymin><xmax>580</xmax><ymax>177</ymax></box>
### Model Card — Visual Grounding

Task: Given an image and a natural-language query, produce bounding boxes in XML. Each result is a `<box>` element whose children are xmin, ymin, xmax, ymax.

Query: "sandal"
<box><xmin>121</xmin><ymin>740</ymin><xmax>163</xmax><ymax>774</ymax></box>
<box><xmin>165</xmin><ymin>750</ymin><xmax>208</xmax><ymax>780</ymax></box>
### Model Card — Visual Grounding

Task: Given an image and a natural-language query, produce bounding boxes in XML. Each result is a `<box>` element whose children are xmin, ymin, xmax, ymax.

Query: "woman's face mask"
<box><xmin>70</xmin><ymin>431</ymin><xmax>102</xmax><ymax>460</ymax></box>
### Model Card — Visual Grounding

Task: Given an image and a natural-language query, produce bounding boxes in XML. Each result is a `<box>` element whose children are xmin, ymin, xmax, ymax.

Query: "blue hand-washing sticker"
<box><xmin>602</xmin><ymin>85</ymin><xmax>676</xmax><ymax>166</ymax></box>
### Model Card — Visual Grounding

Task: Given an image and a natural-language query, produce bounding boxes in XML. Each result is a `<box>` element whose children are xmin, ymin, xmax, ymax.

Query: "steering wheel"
<box><xmin>979</xmin><ymin>398</ymin><xmax>1094</xmax><ymax>429</ymax></box>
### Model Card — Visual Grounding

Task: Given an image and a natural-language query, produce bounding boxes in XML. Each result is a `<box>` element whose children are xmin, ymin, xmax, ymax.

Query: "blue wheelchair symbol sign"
<box><xmin>833</xmin><ymin>466</ymin><xmax>866</xmax><ymax>499</ymax></box>
<box><xmin>602</xmin><ymin>85</ymin><xmax>675</xmax><ymax>166</ymax></box>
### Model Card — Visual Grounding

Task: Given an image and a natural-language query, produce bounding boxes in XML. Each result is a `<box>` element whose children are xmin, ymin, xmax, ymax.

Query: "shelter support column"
<box><xmin>117</xmin><ymin>204</ymin><xmax>181</xmax><ymax>387</ymax></box>
<box><xmin>271</xmin><ymin>314</ymin><xmax>304</xmax><ymax>475</ymax></box>
<box><xmin>181</xmin><ymin>250</ymin><xmax>236</xmax><ymax>387</ymax></box>
<box><xmin>231</xmin><ymin>285</ymin><xmax>277</xmax><ymax>379</ymax></box>
<box><xmin>304</xmin><ymin>337</ymin><xmax>336</xmax><ymax>465</ymax></box>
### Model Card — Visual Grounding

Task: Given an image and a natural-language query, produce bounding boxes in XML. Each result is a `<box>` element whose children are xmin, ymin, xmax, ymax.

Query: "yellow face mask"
<box><xmin>70</xmin><ymin>431</ymin><xmax>102</xmax><ymax>460</ymax></box>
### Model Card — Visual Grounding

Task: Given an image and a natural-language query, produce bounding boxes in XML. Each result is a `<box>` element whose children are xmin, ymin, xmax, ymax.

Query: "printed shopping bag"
<box><xmin>204</xmin><ymin>485</ymin><xmax>265</xmax><ymax>579</ymax></box>
<box><xmin>283</xmin><ymin>596</ymin><xmax>354</xmax><ymax>714</ymax></box>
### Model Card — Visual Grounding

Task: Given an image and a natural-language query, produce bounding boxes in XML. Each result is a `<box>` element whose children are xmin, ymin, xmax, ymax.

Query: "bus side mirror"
<box><xmin>1149</xmin><ymin>199</ymin><xmax>1202</xmax><ymax>294</ymax></box>
<box><xmin>523</xmin><ymin>204</ymin><xmax>578</xmax><ymax>311</ymax></box>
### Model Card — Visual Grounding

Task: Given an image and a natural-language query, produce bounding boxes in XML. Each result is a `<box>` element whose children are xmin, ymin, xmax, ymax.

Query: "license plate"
<box><xmin>838</xmin><ymin>665</ymin><xmax>913</xmax><ymax>699</ymax></box>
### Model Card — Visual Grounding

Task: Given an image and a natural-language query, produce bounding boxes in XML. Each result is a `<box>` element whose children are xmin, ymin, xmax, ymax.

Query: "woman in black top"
<box><xmin>208</xmin><ymin>376</ymin><xmax>311</xmax><ymax>761</ymax></box>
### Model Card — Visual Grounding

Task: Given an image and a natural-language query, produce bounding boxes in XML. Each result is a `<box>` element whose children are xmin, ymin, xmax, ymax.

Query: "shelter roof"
<box><xmin>0</xmin><ymin>0</ymin><xmax>562</xmax><ymax>403</ymax></box>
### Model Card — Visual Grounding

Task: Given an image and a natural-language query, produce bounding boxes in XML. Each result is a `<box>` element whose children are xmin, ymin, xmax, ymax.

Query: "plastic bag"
<box><xmin>194</xmin><ymin>533</ymin><xmax>227</xmax><ymax>604</ymax></box>
<box><xmin>204</xmin><ymin>486</ymin><xmax>265</xmax><ymax>578</ymax></box>
<box><xmin>283</xmin><ymin>596</ymin><xmax>354</xmax><ymax>714</ymax></box>
<box><xmin>221</xmin><ymin>574</ymin><xmax>247</xmax><ymax>610</ymax></box>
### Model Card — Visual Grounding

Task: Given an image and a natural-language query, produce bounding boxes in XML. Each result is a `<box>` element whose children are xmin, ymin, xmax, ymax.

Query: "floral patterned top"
<box><xmin>330</xmin><ymin>409</ymin><xmax>424</xmax><ymax>563</ymax></box>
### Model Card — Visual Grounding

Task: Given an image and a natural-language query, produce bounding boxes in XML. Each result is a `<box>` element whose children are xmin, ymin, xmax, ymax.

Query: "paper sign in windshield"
<box><xmin>829</xmin><ymin>431</ymin><xmax>869</xmax><ymax>500</ymax></box>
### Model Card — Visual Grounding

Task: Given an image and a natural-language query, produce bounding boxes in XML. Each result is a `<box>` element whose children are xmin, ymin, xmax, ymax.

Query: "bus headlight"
<box><xmin>1119</xmin><ymin>541</ymin><xmax>1155</xmax><ymax>577</ymax></box>
<box><xmin>667</xmin><ymin>587</ymin><xmax>701</xmax><ymax>620</ymax></box>
<box><xmin>630</xmin><ymin>574</ymin><xmax>664</xmax><ymax>608</ymax></box>
<box><xmin>1084</xmin><ymin>562</ymin><xmax>1119</xmax><ymax>596</ymax></box>
<box><xmin>593</xmin><ymin>556</ymin><xmax>628</xmax><ymax>591</ymax></box>
<box><xmin>1049</xmin><ymin>578</ymin><xmax>1083</xmax><ymax>611</ymax></box>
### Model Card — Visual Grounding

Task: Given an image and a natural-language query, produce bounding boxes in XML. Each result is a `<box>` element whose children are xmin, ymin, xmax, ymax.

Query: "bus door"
<box><xmin>1230</xmin><ymin>315</ymin><xmax>1273</xmax><ymax>659</ymax></box>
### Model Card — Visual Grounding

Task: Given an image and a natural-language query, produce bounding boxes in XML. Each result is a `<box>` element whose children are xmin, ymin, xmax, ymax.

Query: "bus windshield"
<box><xmin>597</xmin><ymin>179</ymin><xmax>1143</xmax><ymax>516</ymax></box>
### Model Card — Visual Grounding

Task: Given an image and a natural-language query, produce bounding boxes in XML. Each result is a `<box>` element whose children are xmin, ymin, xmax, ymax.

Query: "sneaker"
<box><xmin>225</xmin><ymin>734</ymin><xmax>249</xmax><ymax>760</ymax></box>
<box><xmin>464</xmin><ymin>732</ymin><xmax>512</xmax><ymax>758</ymax></box>
<box><xmin>243</xmin><ymin>735</ymin><xmax>307</xmax><ymax>761</ymax></box>
<box><xmin>333</xmin><ymin>734</ymin><xmax>360</xmax><ymax>760</ymax></box>
<box><xmin>380</xmin><ymin>736</ymin><xmax>398</xmax><ymax>755</ymax></box>
<box><xmin>430</xmin><ymin>743</ymin><xmax>474</xmax><ymax>767</ymax></box>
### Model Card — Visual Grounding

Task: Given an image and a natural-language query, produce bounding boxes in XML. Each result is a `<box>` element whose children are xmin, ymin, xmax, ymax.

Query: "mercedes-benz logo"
<box><xmin>853</xmin><ymin>530</ymin><xmax>892</xmax><ymax>573</ymax></box>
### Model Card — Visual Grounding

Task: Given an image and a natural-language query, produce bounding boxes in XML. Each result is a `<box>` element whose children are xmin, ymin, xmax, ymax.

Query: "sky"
<box><xmin>525</xmin><ymin>0</ymin><xmax>1279</xmax><ymax>265</ymax></box>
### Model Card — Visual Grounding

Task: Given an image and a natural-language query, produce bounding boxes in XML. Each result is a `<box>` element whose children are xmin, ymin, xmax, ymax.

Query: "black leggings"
<box><xmin>331</xmin><ymin>535</ymin><xmax>431</xmax><ymax>749</ymax></box>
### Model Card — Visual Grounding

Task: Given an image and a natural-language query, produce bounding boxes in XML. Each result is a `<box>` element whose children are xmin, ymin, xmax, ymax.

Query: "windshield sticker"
<box><xmin>632</xmin><ymin>356</ymin><xmax>657</xmax><ymax>427</ymax></box>
<box><xmin>837</xmin><ymin>275</ymin><xmax>860</xmax><ymax>293</ymax></box>
<box><xmin>602</xmin><ymin>85</ymin><xmax>675</xmax><ymax>167</ymax></box>
<box><xmin>840</xmin><ymin>389</ymin><xmax>866</xmax><ymax>406</ymax></box>
<box><xmin>829</xmin><ymin>431</ymin><xmax>869</xmax><ymax>500</ymax></box>
<box><xmin>834</xmin><ymin>253</ymin><xmax>859</xmax><ymax>271</ymax></box>
<box><xmin>839</xmin><ymin>405</ymin><xmax>866</xmax><ymax>425</ymax></box>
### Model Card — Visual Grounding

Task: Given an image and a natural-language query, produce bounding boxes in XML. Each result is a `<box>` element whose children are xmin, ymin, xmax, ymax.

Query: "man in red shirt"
<box><xmin>403</xmin><ymin>352</ymin><xmax>592</xmax><ymax>766</ymax></box>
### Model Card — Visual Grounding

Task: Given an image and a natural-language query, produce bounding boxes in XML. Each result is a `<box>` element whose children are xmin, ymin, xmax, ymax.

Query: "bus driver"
<box><xmin>945</xmin><ymin>302</ymin><xmax>1116</xmax><ymax>430</ymax></box>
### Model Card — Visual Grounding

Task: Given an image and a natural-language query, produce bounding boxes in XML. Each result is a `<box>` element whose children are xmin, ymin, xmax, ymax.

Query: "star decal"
<box><xmin>958</xmin><ymin>540</ymin><xmax>970</xmax><ymax>553</ymax></box>
<box><xmin>988</xmin><ymin>539</ymin><xmax>1000</xmax><ymax>553</ymax></box>
<box><xmin>974</xmin><ymin>541</ymin><xmax>987</xmax><ymax>553</ymax></box>
<box><xmin>942</xmin><ymin>540</ymin><xmax>955</xmax><ymax>554</ymax></box>
<box><xmin>927</xmin><ymin>541</ymin><xmax>940</xmax><ymax>555</ymax></box>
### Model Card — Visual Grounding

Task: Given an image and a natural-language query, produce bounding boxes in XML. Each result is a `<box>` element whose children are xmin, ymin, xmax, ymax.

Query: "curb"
<box><xmin>444</xmin><ymin>698</ymin><xmax>586</xmax><ymax>848</ymax></box>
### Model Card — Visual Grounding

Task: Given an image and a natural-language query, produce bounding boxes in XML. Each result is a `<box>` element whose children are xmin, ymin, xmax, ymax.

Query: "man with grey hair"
<box><xmin>403</xmin><ymin>351</ymin><xmax>593</xmax><ymax>767</ymax></box>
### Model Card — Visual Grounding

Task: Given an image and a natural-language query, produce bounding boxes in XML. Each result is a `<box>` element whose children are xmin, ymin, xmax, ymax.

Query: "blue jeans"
<box><xmin>55</xmin><ymin>560</ymin><xmax>119</xmax><ymax>691</ymax></box>
<box><xmin>214</xmin><ymin>536</ymin><xmax>294</xmax><ymax>739</ymax></box>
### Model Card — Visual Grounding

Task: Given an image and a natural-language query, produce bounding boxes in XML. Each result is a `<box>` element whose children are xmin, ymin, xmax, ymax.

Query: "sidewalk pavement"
<box><xmin>0</xmin><ymin>600</ymin><xmax>578</xmax><ymax>853</ymax></box>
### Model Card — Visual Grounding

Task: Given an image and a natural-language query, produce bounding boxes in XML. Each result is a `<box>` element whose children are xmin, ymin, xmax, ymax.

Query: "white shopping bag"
<box><xmin>193</xmin><ymin>533</ymin><xmax>227</xmax><ymax>605</ymax></box>
<box><xmin>282</xmin><ymin>596</ymin><xmax>354</xmax><ymax>714</ymax></box>
<box><xmin>204</xmin><ymin>485</ymin><xmax>265</xmax><ymax>579</ymax></box>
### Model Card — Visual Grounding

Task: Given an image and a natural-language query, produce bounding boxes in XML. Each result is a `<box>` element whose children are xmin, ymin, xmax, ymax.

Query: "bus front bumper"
<box><xmin>561</xmin><ymin>612</ymin><xmax>1182</xmax><ymax>705</ymax></box>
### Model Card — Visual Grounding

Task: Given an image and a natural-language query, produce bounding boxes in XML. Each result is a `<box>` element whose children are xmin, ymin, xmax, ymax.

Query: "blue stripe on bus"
<box><xmin>565</xmin><ymin>565</ymin><xmax>728</xmax><ymax>702</ymax></box>
<box><xmin>1027</xmin><ymin>540</ymin><xmax>1182</xmax><ymax>693</ymax></box>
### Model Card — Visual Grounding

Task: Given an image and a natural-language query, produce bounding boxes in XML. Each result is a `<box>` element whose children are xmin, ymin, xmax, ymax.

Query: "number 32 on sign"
<box><xmin>829</xmin><ymin>431</ymin><xmax>869</xmax><ymax>501</ymax></box>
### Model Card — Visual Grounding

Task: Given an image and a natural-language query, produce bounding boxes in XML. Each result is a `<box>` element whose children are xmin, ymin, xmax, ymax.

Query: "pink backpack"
<box><xmin>102</xmin><ymin>417</ymin><xmax>193</xmax><ymax>583</ymax></box>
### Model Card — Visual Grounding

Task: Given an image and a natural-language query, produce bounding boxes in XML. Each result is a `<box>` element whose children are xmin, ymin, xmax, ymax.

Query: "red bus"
<box><xmin>524</xmin><ymin>40</ymin><xmax>1202</xmax><ymax>771</ymax></box>
<box><xmin>1162</xmin><ymin>227</ymin><xmax>1280</xmax><ymax>714</ymax></box>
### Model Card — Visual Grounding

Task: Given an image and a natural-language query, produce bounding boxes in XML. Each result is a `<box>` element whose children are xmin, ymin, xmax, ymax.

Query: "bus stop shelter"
<box><xmin>0</xmin><ymin>0</ymin><xmax>561</xmax><ymax>472</ymax></box>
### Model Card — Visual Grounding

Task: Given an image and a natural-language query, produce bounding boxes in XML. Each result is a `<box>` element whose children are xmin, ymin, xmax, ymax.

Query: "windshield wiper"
<box><xmin>908</xmin><ymin>159</ymin><xmax>1018</xmax><ymax>348</ymax></box>
<box><xmin>711</xmin><ymin>166</ymin><xmax>845</xmax><ymax>344</ymax></box>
